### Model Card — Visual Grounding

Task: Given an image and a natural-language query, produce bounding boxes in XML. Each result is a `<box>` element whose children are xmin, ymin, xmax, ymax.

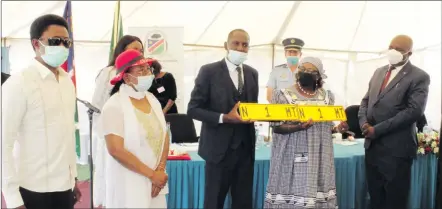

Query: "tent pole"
<box><xmin>347</xmin><ymin>1</ymin><xmax>368</xmax><ymax>50</ymax></box>
<box><xmin>272</xmin><ymin>1</ymin><xmax>302</xmax><ymax>44</ymax></box>
<box><xmin>193</xmin><ymin>1</ymin><xmax>230</xmax><ymax>44</ymax></box>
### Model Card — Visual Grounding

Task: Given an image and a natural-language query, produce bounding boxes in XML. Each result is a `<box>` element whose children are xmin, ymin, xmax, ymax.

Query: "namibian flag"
<box><xmin>61</xmin><ymin>0</ymin><xmax>81</xmax><ymax>158</ymax></box>
<box><xmin>109</xmin><ymin>0</ymin><xmax>124</xmax><ymax>63</ymax></box>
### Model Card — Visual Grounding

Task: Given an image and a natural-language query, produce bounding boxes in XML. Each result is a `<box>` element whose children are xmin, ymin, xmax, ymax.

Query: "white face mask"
<box><xmin>129</xmin><ymin>74</ymin><xmax>154</xmax><ymax>92</ymax></box>
<box><xmin>39</xmin><ymin>41</ymin><xmax>69</xmax><ymax>67</ymax></box>
<box><xmin>386</xmin><ymin>49</ymin><xmax>408</xmax><ymax>65</ymax></box>
<box><xmin>227</xmin><ymin>50</ymin><xmax>248</xmax><ymax>65</ymax></box>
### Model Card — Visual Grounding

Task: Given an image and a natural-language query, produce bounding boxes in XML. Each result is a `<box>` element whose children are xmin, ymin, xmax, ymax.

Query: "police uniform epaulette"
<box><xmin>275</xmin><ymin>63</ymin><xmax>288</xmax><ymax>68</ymax></box>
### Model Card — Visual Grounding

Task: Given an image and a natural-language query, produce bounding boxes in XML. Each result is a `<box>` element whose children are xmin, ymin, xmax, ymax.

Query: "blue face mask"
<box><xmin>286</xmin><ymin>56</ymin><xmax>299</xmax><ymax>66</ymax></box>
<box><xmin>227</xmin><ymin>50</ymin><xmax>248</xmax><ymax>65</ymax></box>
<box><xmin>130</xmin><ymin>74</ymin><xmax>154</xmax><ymax>92</ymax></box>
<box><xmin>39</xmin><ymin>42</ymin><xmax>69</xmax><ymax>67</ymax></box>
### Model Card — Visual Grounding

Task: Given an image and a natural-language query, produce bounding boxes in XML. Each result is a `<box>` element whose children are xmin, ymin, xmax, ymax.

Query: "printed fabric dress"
<box><xmin>264</xmin><ymin>87</ymin><xmax>338</xmax><ymax>209</ymax></box>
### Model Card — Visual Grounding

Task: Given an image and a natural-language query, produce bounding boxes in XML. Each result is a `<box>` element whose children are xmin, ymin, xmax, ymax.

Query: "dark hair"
<box><xmin>108</xmin><ymin>35</ymin><xmax>143</xmax><ymax>67</ymax></box>
<box><xmin>110</xmin><ymin>80</ymin><xmax>124</xmax><ymax>96</ymax></box>
<box><xmin>30</xmin><ymin>14</ymin><xmax>69</xmax><ymax>49</ymax></box>
<box><xmin>150</xmin><ymin>59</ymin><xmax>163</xmax><ymax>75</ymax></box>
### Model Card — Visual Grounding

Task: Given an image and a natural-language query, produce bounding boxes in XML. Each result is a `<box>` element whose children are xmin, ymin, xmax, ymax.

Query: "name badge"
<box><xmin>157</xmin><ymin>86</ymin><xmax>165</xmax><ymax>93</ymax></box>
<box><xmin>294</xmin><ymin>153</ymin><xmax>308</xmax><ymax>163</ymax></box>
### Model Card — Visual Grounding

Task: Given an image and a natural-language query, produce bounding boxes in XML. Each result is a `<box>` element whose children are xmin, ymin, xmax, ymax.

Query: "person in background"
<box><xmin>148</xmin><ymin>59</ymin><xmax>178</xmax><ymax>114</ymax></box>
<box><xmin>1</xmin><ymin>72</ymin><xmax>10</xmax><ymax>85</ymax></box>
<box><xmin>101</xmin><ymin>49</ymin><xmax>169</xmax><ymax>208</ymax></box>
<box><xmin>265</xmin><ymin>57</ymin><xmax>345</xmax><ymax>208</ymax></box>
<box><xmin>91</xmin><ymin>35</ymin><xmax>143</xmax><ymax>207</ymax></box>
<box><xmin>266</xmin><ymin>37</ymin><xmax>304</xmax><ymax>102</ymax></box>
<box><xmin>2</xmin><ymin>14</ymin><xmax>81</xmax><ymax>209</ymax></box>
<box><xmin>187</xmin><ymin>29</ymin><xmax>258</xmax><ymax>209</ymax></box>
<box><xmin>358</xmin><ymin>35</ymin><xmax>430</xmax><ymax>209</ymax></box>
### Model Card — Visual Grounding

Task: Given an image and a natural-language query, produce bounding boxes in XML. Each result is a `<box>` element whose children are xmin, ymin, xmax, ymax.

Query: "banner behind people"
<box><xmin>128</xmin><ymin>27</ymin><xmax>184</xmax><ymax>111</ymax></box>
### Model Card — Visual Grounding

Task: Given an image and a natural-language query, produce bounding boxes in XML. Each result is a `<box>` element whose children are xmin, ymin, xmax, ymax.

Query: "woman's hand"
<box><xmin>151</xmin><ymin>184</ymin><xmax>161</xmax><ymax>197</ymax></box>
<box><xmin>150</xmin><ymin>170</ymin><xmax>168</xmax><ymax>187</ymax></box>
<box><xmin>299</xmin><ymin>119</ymin><xmax>313</xmax><ymax>130</ymax></box>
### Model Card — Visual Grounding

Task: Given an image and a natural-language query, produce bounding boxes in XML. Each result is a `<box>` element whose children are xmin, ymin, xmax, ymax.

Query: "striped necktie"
<box><xmin>236</xmin><ymin>66</ymin><xmax>244</xmax><ymax>94</ymax></box>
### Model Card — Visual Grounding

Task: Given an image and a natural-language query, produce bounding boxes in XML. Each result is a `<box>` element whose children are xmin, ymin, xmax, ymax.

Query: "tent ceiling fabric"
<box><xmin>2</xmin><ymin>1</ymin><xmax>441</xmax><ymax>52</ymax></box>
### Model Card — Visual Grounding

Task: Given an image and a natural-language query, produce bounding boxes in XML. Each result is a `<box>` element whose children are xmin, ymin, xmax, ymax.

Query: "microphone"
<box><xmin>77</xmin><ymin>98</ymin><xmax>101</xmax><ymax>114</ymax></box>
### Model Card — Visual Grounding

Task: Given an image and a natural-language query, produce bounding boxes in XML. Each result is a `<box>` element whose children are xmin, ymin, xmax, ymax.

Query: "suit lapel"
<box><xmin>372</xmin><ymin>66</ymin><xmax>388</xmax><ymax>102</ymax></box>
<box><xmin>378</xmin><ymin>62</ymin><xmax>412</xmax><ymax>100</ymax></box>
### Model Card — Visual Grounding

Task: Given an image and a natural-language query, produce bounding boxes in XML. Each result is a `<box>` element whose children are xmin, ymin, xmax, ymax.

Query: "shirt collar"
<box><xmin>390</xmin><ymin>60</ymin><xmax>409</xmax><ymax>71</ymax></box>
<box><xmin>33</xmin><ymin>58</ymin><xmax>68</xmax><ymax>79</ymax></box>
<box><xmin>224</xmin><ymin>58</ymin><xmax>243</xmax><ymax>72</ymax></box>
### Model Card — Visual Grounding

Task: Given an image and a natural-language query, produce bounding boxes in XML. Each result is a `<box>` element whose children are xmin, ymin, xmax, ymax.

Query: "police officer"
<box><xmin>266</xmin><ymin>38</ymin><xmax>304</xmax><ymax>102</ymax></box>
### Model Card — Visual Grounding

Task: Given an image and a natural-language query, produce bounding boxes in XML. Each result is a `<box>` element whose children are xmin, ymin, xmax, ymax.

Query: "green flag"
<box><xmin>109</xmin><ymin>0</ymin><xmax>124</xmax><ymax>63</ymax></box>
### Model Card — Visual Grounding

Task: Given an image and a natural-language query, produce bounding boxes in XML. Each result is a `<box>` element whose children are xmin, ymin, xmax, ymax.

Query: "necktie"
<box><xmin>236</xmin><ymin>66</ymin><xmax>244</xmax><ymax>94</ymax></box>
<box><xmin>379</xmin><ymin>66</ymin><xmax>395</xmax><ymax>93</ymax></box>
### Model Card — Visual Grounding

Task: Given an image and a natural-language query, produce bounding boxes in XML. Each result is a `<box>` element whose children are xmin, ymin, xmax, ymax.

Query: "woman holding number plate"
<box><xmin>264</xmin><ymin>57</ymin><xmax>347</xmax><ymax>208</ymax></box>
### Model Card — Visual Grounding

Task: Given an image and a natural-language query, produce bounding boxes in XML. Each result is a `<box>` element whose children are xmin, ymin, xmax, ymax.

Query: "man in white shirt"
<box><xmin>2</xmin><ymin>14</ymin><xmax>81</xmax><ymax>209</ymax></box>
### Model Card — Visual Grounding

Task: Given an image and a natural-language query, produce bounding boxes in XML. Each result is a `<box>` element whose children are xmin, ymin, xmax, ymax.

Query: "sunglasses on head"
<box><xmin>40</xmin><ymin>37</ymin><xmax>72</xmax><ymax>48</ymax></box>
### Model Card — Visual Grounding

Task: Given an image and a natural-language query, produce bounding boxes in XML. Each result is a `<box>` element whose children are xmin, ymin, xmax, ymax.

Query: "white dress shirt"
<box><xmin>386</xmin><ymin>60</ymin><xmax>408</xmax><ymax>86</ymax></box>
<box><xmin>2</xmin><ymin>59</ymin><xmax>77</xmax><ymax>208</ymax></box>
<box><xmin>219</xmin><ymin>58</ymin><xmax>244</xmax><ymax>123</ymax></box>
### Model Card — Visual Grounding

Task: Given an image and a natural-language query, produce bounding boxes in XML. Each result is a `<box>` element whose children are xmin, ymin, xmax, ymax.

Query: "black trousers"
<box><xmin>19</xmin><ymin>187</ymin><xmax>73</xmax><ymax>209</ymax></box>
<box><xmin>365</xmin><ymin>156</ymin><xmax>412</xmax><ymax>209</ymax></box>
<box><xmin>204</xmin><ymin>143</ymin><xmax>254</xmax><ymax>209</ymax></box>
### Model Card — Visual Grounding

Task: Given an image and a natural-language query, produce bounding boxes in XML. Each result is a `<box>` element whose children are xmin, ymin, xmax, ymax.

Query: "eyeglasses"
<box><xmin>40</xmin><ymin>37</ymin><xmax>72</xmax><ymax>48</ymax></box>
<box><xmin>298</xmin><ymin>66</ymin><xmax>319</xmax><ymax>75</ymax></box>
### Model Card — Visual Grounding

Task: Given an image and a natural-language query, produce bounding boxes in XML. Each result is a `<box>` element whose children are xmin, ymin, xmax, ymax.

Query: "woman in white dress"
<box><xmin>92</xmin><ymin>35</ymin><xmax>144</xmax><ymax>206</ymax></box>
<box><xmin>100</xmin><ymin>49</ymin><xmax>169</xmax><ymax>208</ymax></box>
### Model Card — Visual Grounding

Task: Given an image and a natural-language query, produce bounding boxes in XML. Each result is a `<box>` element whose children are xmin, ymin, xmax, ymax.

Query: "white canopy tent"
<box><xmin>2</xmin><ymin>1</ymin><xmax>441</xmax><ymax>143</ymax></box>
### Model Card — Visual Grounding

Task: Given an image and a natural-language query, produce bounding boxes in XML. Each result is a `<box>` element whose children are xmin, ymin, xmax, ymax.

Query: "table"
<box><xmin>166</xmin><ymin>140</ymin><xmax>438</xmax><ymax>209</ymax></box>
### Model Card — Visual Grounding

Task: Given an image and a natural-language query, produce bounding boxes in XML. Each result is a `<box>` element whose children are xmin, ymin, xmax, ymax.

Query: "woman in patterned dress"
<box><xmin>265</xmin><ymin>57</ymin><xmax>347</xmax><ymax>209</ymax></box>
<box><xmin>100</xmin><ymin>49</ymin><xmax>169</xmax><ymax>208</ymax></box>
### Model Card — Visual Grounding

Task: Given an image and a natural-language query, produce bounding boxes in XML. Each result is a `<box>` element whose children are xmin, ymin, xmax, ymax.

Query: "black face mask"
<box><xmin>298</xmin><ymin>72</ymin><xmax>318</xmax><ymax>90</ymax></box>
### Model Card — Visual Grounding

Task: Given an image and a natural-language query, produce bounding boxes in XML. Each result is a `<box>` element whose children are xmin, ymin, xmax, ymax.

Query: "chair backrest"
<box><xmin>165</xmin><ymin>113</ymin><xmax>199</xmax><ymax>143</ymax></box>
<box><xmin>345</xmin><ymin>105</ymin><xmax>364</xmax><ymax>138</ymax></box>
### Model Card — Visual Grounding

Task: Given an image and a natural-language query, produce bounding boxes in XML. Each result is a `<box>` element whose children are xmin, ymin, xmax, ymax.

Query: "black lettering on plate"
<box><xmin>297</xmin><ymin>108</ymin><xmax>305</xmax><ymax>119</ymax></box>
<box><xmin>334</xmin><ymin>108</ymin><xmax>341</xmax><ymax>119</ymax></box>
<box><xmin>285</xmin><ymin>107</ymin><xmax>292</xmax><ymax>117</ymax></box>
<box><xmin>241</xmin><ymin>106</ymin><xmax>248</xmax><ymax>118</ymax></box>
<box><xmin>265</xmin><ymin>106</ymin><xmax>271</xmax><ymax>117</ymax></box>
<box><xmin>318</xmin><ymin>108</ymin><xmax>323</xmax><ymax>118</ymax></box>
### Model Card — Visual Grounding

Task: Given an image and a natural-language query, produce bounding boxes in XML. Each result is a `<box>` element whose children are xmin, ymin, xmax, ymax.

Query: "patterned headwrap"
<box><xmin>298</xmin><ymin>57</ymin><xmax>327</xmax><ymax>79</ymax></box>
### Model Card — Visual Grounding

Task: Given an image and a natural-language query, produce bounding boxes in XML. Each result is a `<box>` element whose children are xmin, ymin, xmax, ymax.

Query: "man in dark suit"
<box><xmin>187</xmin><ymin>29</ymin><xmax>258</xmax><ymax>209</ymax></box>
<box><xmin>1</xmin><ymin>72</ymin><xmax>10</xmax><ymax>85</ymax></box>
<box><xmin>358</xmin><ymin>35</ymin><xmax>430</xmax><ymax>209</ymax></box>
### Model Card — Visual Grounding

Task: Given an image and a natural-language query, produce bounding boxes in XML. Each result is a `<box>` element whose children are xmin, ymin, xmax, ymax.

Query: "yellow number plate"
<box><xmin>239</xmin><ymin>103</ymin><xmax>347</xmax><ymax>122</ymax></box>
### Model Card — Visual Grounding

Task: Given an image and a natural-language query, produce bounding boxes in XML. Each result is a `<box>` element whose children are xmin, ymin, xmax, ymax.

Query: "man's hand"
<box><xmin>336</xmin><ymin>121</ymin><xmax>349</xmax><ymax>133</ymax></box>
<box><xmin>362</xmin><ymin>123</ymin><xmax>375</xmax><ymax>139</ymax></box>
<box><xmin>73</xmin><ymin>181</ymin><xmax>82</xmax><ymax>205</ymax></box>
<box><xmin>151</xmin><ymin>184</ymin><xmax>161</xmax><ymax>197</ymax></box>
<box><xmin>222</xmin><ymin>102</ymin><xmax>253</xmax><ymax>124</ymax></box>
